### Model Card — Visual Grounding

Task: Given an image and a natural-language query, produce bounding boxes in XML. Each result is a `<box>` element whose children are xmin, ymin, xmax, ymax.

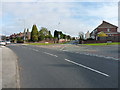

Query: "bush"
<box><xmin>86</xmin><ymin>38</ymin><xmax>95</xmax><ymax>40</ymax></box>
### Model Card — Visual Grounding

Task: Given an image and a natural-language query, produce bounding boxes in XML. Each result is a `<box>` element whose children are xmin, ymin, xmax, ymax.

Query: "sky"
<box><xmin>0</xmin><ymin>0</ymin><xmax>119</xmax><ymax>37</ymax></box>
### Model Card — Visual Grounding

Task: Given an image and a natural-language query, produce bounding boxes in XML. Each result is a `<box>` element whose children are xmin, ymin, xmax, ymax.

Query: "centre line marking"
<box><xmin>44</xmin><ymin>52</ymin><xmax>58</xmax><ymax>57</ymax></box>
<box><xmin>64</xmin><ymin>59</ymin><xmax>110</xmax><ymax>77</ymax></box>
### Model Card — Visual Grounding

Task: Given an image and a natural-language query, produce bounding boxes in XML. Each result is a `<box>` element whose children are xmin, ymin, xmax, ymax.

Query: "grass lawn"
<box><xmin>27</xmin><ymin>43</ymin><xmax>54</xmax><ymax>45</ymax></box>
<box><xmin>83</xmin><ymin>42</ymin><xmax>120</xmax><ymax>46</ymax></box>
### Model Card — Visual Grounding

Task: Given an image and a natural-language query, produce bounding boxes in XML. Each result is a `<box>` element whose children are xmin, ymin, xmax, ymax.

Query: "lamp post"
<box><xmin>58</xmin><ymin>22</ymin><xmax>60</xmax><ymax>43</ymax></box>
<box><xmin>18</xmin><ymin>19</ymin><xmax>26</xmax><ymax>42</ymax></box>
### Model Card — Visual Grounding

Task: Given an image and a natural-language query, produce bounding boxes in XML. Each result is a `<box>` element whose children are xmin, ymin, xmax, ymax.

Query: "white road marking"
<box><xmin>35</xmin><ymin>50</ymin><xmax>39</xmax><ymax>52</ymax></box>
<box><xmin>64</xmin><ymin>59</ymin><xmax>110</xmax><ymax>77</ymax></box>
<box><xmin>61</xmin><ymin>50</ymin><xmax>68</xmax><ymax>51</ymax></box>
<box><xmin>32</xmin><ymin>49</ymin><xmax>39</xmax><ymax>52</ymax></box>
<box><xmin>21</xmin><ymin>46</ymin><xmax>26</xmax><ymax>48</ymax></box>
<box><xmin>44</xmin><ymin>52</ymin><xmax>58</xmax><ymax>57</ymax></box>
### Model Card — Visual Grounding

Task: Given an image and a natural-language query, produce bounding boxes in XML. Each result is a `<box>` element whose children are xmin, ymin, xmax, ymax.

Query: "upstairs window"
<box><xmin>107</xmin><ymin>28</ymin><xmax>110</xmax><ymax>32</ymax></box>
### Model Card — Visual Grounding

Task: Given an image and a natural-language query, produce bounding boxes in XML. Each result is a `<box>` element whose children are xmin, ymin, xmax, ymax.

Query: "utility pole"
<box><xmin>18</xmin><ymin>19</ymin><xmax>26</xmax><ymax>42</ymax></box>
<box><xmin>58</xmin><ymin>22</ymin><xmax>60</xmax><ymax>43</ymax></box>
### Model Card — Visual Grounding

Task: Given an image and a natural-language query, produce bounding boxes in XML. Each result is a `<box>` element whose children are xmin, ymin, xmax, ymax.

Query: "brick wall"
<box><xmin>97</xmin><ymin>28</ymin><xmax>117</xmax><ymax>33</ymax></box>
<box><xmin>82</xmin><ymin>40</ymin><xmax>120</xmax><ymax>44</ymax></box>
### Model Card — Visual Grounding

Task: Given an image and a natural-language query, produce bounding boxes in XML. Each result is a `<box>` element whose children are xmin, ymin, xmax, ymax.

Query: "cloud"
<box><xmin>87</xmin><ymin>3</ymin><xmax>118</xmax><ymax>19</ymax></box>
<box><xmin>1</xmin><ymin>2</ymin><xmax>118</xmax><ymax>36</ymax></box>
<box><xmin>1</xmin><ymin>0</ymin><xmax>120</xmax><ymax>2</ymax></box>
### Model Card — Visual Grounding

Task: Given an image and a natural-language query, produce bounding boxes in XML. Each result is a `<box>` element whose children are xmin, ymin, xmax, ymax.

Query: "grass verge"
<box><xmin>27</xmin><ymin>43</ymin><xmax>54</xmax><ymax>45</ymax></box>
<box><xmin>83</xmin><ymin>42</ymin><xmax>120</xmax><ymax>46</ymax></box>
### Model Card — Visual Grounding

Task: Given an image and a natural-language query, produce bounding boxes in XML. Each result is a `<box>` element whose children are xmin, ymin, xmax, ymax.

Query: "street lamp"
<box><xmin>18</xmin><ymin>19</ymin><xmax>26</xmax><ymax>41</ymax></box>
<box><xmin>58</xmin><ymin>22</ymin><xmax>60</xmax><ymax>43</ymax></box>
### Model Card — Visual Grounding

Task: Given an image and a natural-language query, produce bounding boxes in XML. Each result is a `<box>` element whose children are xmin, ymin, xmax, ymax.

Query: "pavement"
<box><xmin>0</xmin><ymin>46</ymin><xmax>2</xmax><ymax>89</ymax></box>
<box><xmin>8</xmin><ymin>44</ymin><xmax>118</xmax><ymax>88</ymax></box>
<box><xmin>1</xmin><ymin>46</ymin><xmax>20</xmax><ymax>88</ymax></box>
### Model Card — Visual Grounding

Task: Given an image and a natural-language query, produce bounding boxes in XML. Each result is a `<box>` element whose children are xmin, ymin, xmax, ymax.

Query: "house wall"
<box><xmin>97</xmin><ymin>28</ymin><xmax>117</xmax><ymax>33</ymax></box>
<box><xmin>98</xmin><ymin>36</ymin><xmax>120</xmax><ymax>41</ymax></box>
<box><xmin>82</xmin><ymin>39</ymin><xmax>120</xmax><ymax>44</ymax></box>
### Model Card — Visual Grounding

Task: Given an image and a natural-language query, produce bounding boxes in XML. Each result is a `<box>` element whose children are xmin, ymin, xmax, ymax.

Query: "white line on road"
<box><xmin>64</xmin><ymin>59</ymin><xmax>110</xmax><ymax>77</ymax></box>
<box><xmin>44</xmin><ymin>52</ymin><xmax>58</xmax><ymax>57</ymax></box>
<box><xmin>61</xmin><ymin>50</ymin><xmax>68</xmax><ymax>51</ymax></box>
<box><xmin>32</xmin><ymin>49</ymin><xmax>39</xmax><ymax>52</ymax></box>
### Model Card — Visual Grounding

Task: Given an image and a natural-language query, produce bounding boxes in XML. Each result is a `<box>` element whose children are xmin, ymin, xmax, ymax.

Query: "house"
<box><xmin>85</xmin><ymin>31</ymin><xmax>90</xmax><ymax>39</ymax></box>
<box><xmin>23</xmin><ymin>28</ymin><xmax>31</xmax><ymax>40</ymax></box>
<box><xmin>90</xmin><ymin>21</ymin><xmax>120</xmax><ymax>41</ymax></box>
<box><xmin>10</xmin><ymin>28</ymin><xmax>31</xmax><ymax>41</ymax></box>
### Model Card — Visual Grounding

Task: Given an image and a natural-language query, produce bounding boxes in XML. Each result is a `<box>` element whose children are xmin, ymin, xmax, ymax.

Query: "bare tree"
<box><xmin>78</xmin><ymin>32</ymin><xmax>84</xmax><ymax>44</ymax></box>
<box><xmin>79</xmin><ymin>32</ymin><xmax>84</xmax><ymax>40</ymax></box>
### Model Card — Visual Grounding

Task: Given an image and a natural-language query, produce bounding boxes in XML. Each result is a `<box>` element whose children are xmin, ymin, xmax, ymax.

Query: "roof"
<box><xmin>90</xmin><ymin>21</ymin><xmax>118</xmax><ymax>34</ymax></box>
<box><xmin>97</xmin><ymin>21</ymin><xmax>118</xmax><ymax>28</ymax></box>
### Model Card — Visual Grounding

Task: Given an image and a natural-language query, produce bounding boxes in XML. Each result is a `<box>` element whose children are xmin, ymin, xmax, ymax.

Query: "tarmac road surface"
<box><xmin>8</xmin><ymin>44</ymin><xmax>118</xmax><ymax>88</ymax></box>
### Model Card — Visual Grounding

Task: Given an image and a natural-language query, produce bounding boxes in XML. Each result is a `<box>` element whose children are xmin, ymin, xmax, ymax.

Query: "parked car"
<box><xmin>0</xmin><ymin>41</ymin><xmax>6</xmax><ymax>46</ymax></box>
<box><xmin>6</xmin><ymin>41</ymin><xmax>11</xmax><ymax>44</ymax></box>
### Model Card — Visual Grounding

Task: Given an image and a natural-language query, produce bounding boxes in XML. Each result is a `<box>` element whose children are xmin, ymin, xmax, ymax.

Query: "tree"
<box><xmin>79</xmin><ymin>32</ymin><xmax>84</xmax><ymax>40</ymax></box>
<box><xmin>38</xmin><ymin>27</ymin><xmax>52</xmax><ymax>41</ymax></box>
<box><xmin>1</xmin><ymin>35</ymin><xmax>6</xmax><ymax>40</ymax></box>
<box><xmin>78</xmin><ymin>32</ymin><xmax>84</xmax><ymax>44</ymax></box>
<box><xmin>16</xmin><ymin>37</ymin><xmax>24</xmax><ymax>43</ymax></box>
<box><xmin>48</xmin><ymin>31</ymin><xmax>52</xmax><ymax>39</ymax></box>
<box><xmin>66</xmin><ymin>35</ymin><xmax>71</xmax><ymax>40</ymax></box>
<box><xmin>31</xmin><ymin>24</ymin><xmax>39</xmax><ymax>42</ymax></box>
<box><xmin>54</xmin><ymin>30</ymin><xmax>59</xmax><ymax>38</ymax></box>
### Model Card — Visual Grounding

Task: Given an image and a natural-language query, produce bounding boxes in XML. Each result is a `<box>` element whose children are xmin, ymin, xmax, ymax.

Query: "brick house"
<box><xmin>90</xmin><ymin>21</ymin><xmax>120</xmax><ymax>41</ymax></box>
<box><xmin>10</xmin><ymin>28</ymin><xmax>31</xmax><ymax>41</ymax></box>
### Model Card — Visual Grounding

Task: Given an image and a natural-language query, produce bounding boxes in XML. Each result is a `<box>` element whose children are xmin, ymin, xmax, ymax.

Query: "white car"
<box><xmin>6</xmin><ymin>41</ymin><xmax>11</xmax><ymax>44</ymax></box>
<box><xmin>0</xmin><ymin>41</ymin><xmax>6</xmax><ymax>46</ymax></box>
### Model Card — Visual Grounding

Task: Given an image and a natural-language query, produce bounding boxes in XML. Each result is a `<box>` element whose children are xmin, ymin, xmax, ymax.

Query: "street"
<box><xmin>8</xmin><ymin>44</ymin><xmax>118</xmax><ymax>88</ymax></box>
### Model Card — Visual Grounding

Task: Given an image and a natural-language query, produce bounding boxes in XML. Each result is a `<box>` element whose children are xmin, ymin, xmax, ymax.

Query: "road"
<box><xmin>8</xmin><ymin>44</ymin><xmax>118</xmax><ymax>88</ymax></box>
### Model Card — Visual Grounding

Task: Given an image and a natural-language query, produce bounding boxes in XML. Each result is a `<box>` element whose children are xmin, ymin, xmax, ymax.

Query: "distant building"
<box><xmin>85</xmin><ymin>31</ymin><xmax>90</xmax><ymax>39</ymax></box>
<box><xmin>90</xmin><ymin>21</ymin><xmax>120</xmax><ymax>41</ymax></box>
<box><xmin>0</xmin><ymin>35</ymin><xmax>1</xmax><ymax>41</ymax></box>
<box><xmin>24</xmin><ymin>28</ymin><xmax>31</xmax><ymax>40</ymax></box>
<box><xmin>10</xmin><ymin>28</ymin><xmax>31</xmax><ymax>41</ymax></box>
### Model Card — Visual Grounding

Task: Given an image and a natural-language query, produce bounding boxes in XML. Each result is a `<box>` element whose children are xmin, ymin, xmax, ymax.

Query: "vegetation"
<box><xmin>83</xmin><ymin>42</ymin><xmax>120</xmax><ymax>46</ymax></box>
<box><xmin>31</xmin><ymin>24</ymin><xmax>39</xmax><ymax>42</ymax></box>
<box><xmin>54</xmin><ymin>30</ymin><xmax>59</xmax><ymax>38</ymax></box>
<box><xmin>79</xmin><ymin>32</ymin><xmax>84</xmax><ymax>40</ymax></box>
<box><xmin>86</xmin><ymin>38</ymin><xmax>94</xmax><ymax>40</ymax></box>
<box><xmin>16</xmin><ymin>37</ymin><xmax>24</xmax><ymax>43</ymax></box>
<box><xmin>54</xmin><ymin>30</ymin><xmax>71</xmax><ymax>39</ymax></box>
<box><xmin>78</xmin><ymin>32</ymin><xmax>84</xmax><ymax>44</ymax></box>
<box><xmin>38</xmin><ymin>27</ymin><xmax>53</xmax><ymax>41</ymax></box>
<box><xmin>27</xmin><ymin>43</ymin><xmax>54</xmax><ymax>45</ymax></box>
<box><xmin>1</xmin><ymin>35</ymin><xmax>6</xmax><ymax>40</ymax></box>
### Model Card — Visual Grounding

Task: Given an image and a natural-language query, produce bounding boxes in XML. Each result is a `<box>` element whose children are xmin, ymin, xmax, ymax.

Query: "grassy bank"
<box><xmin>83</xmin><ymin>42</ymin><xmax>120</xmax><ymax>46</ymax></box>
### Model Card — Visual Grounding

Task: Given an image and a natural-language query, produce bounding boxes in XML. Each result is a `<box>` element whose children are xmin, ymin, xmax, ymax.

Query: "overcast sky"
<box><xmin>0</xmin><ymin>0</ymin><xmax>119</xmax><ymax>36</ymax></box>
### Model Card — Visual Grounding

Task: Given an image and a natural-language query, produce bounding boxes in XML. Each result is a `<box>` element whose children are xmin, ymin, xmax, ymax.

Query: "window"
<box><xmin>107</xmin><ymin>28</ymin><xmax>110</xmax><ymax>32</ymax></box>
